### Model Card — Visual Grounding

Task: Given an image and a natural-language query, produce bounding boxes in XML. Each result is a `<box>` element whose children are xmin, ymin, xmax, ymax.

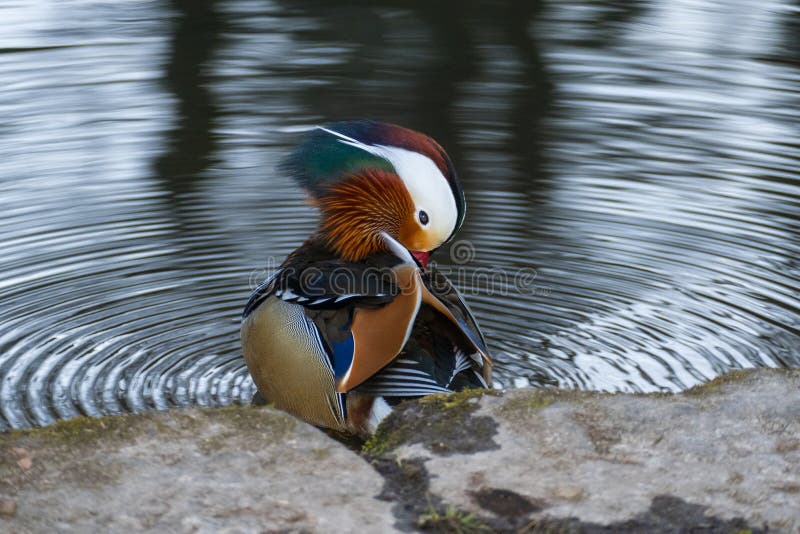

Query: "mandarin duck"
<box><xmin>241</xmin><ymin>120</ymin><xmax>492</xmax><ymax>436</ymax></box>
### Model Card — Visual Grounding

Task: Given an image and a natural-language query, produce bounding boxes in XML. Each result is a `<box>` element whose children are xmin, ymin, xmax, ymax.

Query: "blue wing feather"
<box><xmin>330</xmin><ymin>331</ymin><xmax>355</xmax><ymax>381</ymax></box>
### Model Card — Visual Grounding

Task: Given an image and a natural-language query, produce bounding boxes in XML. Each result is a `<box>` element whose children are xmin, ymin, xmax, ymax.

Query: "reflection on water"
<box><xmin>0</xmin><ymin>0</ymin><xmax>799</xmax><ymax>428</ymax></box>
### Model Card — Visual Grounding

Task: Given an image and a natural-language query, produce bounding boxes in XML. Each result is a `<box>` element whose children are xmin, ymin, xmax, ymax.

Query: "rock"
<box><xmin>369</xmin><ymin>368</ymin><xmax>800</xmax><ymax>532</ymax></box>
<box><xmin>15</xmin><ymin>457</ymin><xmax>32</xmax><ymax>471</ymax></box>
<box><xmin>0</xmin><ymin>407</ymin><xmax>396</xmax><ymax>533</ymax></box>
<box><xmin>0</xmin><ymin>497</ymin><xmax>16</xmax><ymax>517</ymax></box>
<box><xmin>1</xmin><ymin>369</ymin><xmax>798</xmax><ymax>533</ymax></box>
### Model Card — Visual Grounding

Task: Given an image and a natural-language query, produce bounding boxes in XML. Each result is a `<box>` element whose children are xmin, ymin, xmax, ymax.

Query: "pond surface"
<box><xmin>1</xmin><ymin>0</ymin><xmax>799</xmax><ymax>429</ymax></box>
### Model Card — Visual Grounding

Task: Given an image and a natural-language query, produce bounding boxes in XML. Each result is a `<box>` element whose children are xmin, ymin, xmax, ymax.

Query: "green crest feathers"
<box><xmin>282</xmin><ymin>122</ymin><xmax>393</xmax><ymax>198</ymax></box>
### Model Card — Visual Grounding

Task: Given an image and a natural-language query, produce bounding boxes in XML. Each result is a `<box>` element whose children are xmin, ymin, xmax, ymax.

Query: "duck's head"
<box><xmin>284</xmin><ymin>120</ymin><xmax>465</xmax><ymax>267</ymax></box>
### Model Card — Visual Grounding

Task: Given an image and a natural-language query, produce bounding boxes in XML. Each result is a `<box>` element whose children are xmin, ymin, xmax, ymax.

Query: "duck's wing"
<box><xmin>355</xmin><ymin>302</ymin><xmax>488</xmax><ymax>399</ymax></box>
<box><xmin>243</xmin><ymin>239</ymin><xmax>426</xmax><ymax>394</ymax></box>
<box><xmin>243</xmin><ymin>235</ymin><xmax>492</xmax><ymax>405</ymax></box>
<box><xmin>242</xmin><ymin>257</ymin><xmax>397</xmax><ymax>318</ymax></box>
<box><xmin>356</xmin><ymin>267</ymin><xmax>493</xmax><ymax>399</ymax></box>
<box><xmin>242</xmin><ymin>250</ymin><xmax>416</xmax><ymax>430</ymax></box>
<box><xmin>421</xmin><ymin>268</ymin><xmax>488</xmax><ymax>348</ymax></box>
<box><xmin>419</xmin><ymin>267</ymin><xmax>492</xmax><ymax>378</ymax></box>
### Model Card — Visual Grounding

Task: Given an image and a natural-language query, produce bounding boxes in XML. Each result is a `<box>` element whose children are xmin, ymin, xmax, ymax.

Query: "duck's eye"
<box><xmin>418</xmin><ymin>210</ymin><xmax>429</xmax><ymax>226</ymax></box>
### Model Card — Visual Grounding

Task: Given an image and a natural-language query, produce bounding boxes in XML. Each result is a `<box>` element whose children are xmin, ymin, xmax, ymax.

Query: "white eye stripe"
<box><xmin>370</xmin><ymin>144</ymin><xmax>457</xmax><ymax>243</ymax></box>
<box><xmin>317</xmin><ymin>126</ymin><xmax>361</xmax><ymax>145</ymax></box>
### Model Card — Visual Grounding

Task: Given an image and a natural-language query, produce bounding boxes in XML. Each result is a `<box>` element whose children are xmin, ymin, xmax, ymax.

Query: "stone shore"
<box><xmin>1</xmin><ymin>368</ymin><xmax>798</xmax><ymax>532</ymax></box>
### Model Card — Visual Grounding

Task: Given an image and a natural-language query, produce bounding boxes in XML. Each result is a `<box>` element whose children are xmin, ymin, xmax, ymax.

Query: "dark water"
<box><xmin>1</xmin><ymin>0</ymin><xmax>799</xmax><ymax>429</ymax></box>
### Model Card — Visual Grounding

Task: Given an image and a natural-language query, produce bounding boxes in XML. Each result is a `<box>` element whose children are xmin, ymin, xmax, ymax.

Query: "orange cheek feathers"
<box><xmin>318</xmin><ymin>170</ymin><xmax>415</xmax><ymax>261</ymax></box>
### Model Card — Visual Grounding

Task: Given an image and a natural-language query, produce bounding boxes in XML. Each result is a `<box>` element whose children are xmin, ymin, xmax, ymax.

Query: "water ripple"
<box><xmin>1</xmin><ymin>0</ymin><xmax>799</xmax><ymax>428</ymax></box>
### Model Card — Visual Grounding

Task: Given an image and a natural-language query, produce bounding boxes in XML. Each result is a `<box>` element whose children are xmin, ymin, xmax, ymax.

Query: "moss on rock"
<box><xmin>682</xmin><ymin>368</ymin><xmax>793</xmax><ymax>397</ymax></box>
<box><xmin>496</xmin><ymin>388</ymin><xmax>607</xmax><ymax>422</ymax></box>
<box><xmin>417</xmin><ymin>504</ymin><xmax>488</xmax><ymax>533</ymax></box>
<box><xmin>364</xmin><ymin>389</ymin><xmax>500</xmax><ymax>457</ymax></box>
<box><xmin>2</xmin><ymin>412</ymin><xmax>145</xmax><ymax>448</ymax></box>
<box><xmin>0</xmin><ymin>405</ymin><xmax>303</xmax><ymax>494</ymax></box>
